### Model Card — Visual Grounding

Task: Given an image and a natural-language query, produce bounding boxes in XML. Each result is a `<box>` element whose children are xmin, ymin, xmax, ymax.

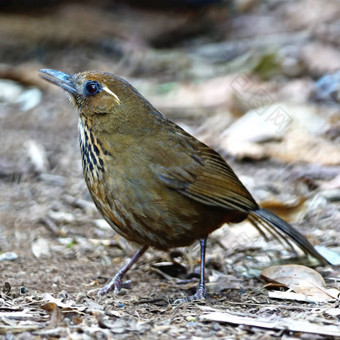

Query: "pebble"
<box><xmin>0</xmin><ymin>252</ymin><xmax>18</xmax><ymax>261</ymax></box>
<box><xmin>31</xmin><ymin>238</ymin><xmax>51</xmax><ymax>258</ymax></box>
<box><xmin>20</xmin><ymin>287</ymin><xmax>28</xmax><ymax>294</ymax></box>
<box><xmin>320</xmin><ymin>189</ymin><xmax>340</xmax><ymax>202</ymax></box>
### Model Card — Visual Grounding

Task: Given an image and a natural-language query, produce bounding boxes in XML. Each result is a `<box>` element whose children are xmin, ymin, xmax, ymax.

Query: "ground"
<box><xmin>0</xmin><ymin>1</ymin><xmax>340</xmax><ymax>339</ymax></box>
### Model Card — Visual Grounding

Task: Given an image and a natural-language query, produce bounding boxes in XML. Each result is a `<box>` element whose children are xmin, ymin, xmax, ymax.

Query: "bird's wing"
<box><xmin>154</xmin><ymin>122</ymin><xmax>329</xmax><ymax>265</ymax></box>
<box><xmin>155</xmin><ymin>123</ymin><xmax>259</xmax><ymax>213</ymax></box>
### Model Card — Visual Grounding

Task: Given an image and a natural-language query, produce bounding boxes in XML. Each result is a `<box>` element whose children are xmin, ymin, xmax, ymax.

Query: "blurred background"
<box><xmin>0</xmin><ymin>0</ymin><xmax>340</xmax><ymax>328</ymax></box>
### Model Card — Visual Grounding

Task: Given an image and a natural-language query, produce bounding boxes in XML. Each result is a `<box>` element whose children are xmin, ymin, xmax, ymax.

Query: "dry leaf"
<box><xmin>261</xmin><ymin>264</ymin><xmax>339</xmax><ymax>302</ymax></box>
<box><xmin>216</xmin><ymin>221</ymin><xmax>262</xmax><ymax>251</ymax></box>
<box><xmin>261</xmin><ymin>264</ymin><xmax>325</xmax><ymax>286</ymax></box>
<box><xmin>201</xmin><ymin>311</ymin><xmax>340</xmax><ymax>337</ymax></box>
<box><xmin>325</xmin><ymin>308</ymin><xmax>340</xmax><ymax>317</ymax></box>
<box><xmin>260</xmin><ymin>197</ymin><xmax>307</xmax><ymax>222</ymax></box>
<box><xmin>265</xmin><ymin>128</ymin><xmax>340</xmax><ymax>165</ymax></box>
<box><xmin>41</xmin><ymin>302</ymin><xmax>57</xmax><ymax>312</ymax></box>
<box><xmin>219</xmin><ymin>103</ymin><xmax>340</xmax><ymax>165</ymax></box>
<box><xmin>267</xmin><ymin>290</ymin><xmax>319</xmax><ymax>302</ymax></box>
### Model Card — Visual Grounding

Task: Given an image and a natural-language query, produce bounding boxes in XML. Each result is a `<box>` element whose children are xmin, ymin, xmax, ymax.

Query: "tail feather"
<box><xmin>248</xmin><ymin>213</ymin><xmax>296</xmax><ymax>254</ymax></box>
<box><xmin>249</xmin><ymin>208</ymin><xmax>330</xmax><ymax>266</ymax></box>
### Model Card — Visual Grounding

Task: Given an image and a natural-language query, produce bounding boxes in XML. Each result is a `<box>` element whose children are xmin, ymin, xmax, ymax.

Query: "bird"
<box><xmin>39</xmin><ymin>69</ymin><xmax>330</xmax><ymax>302</ymax></box>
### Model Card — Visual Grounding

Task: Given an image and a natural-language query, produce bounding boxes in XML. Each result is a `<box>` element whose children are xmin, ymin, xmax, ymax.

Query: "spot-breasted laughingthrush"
<box><xmin>39</xmin><ymin>69</ymin><xmax>329</xmax><ymax>302</ymax></box>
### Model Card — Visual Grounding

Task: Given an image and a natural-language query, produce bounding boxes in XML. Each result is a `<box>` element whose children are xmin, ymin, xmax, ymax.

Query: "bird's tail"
<box><xmin>248</xmin><ymin>208</ymin><xmax>330</xmax><ymax>266</ymax></box>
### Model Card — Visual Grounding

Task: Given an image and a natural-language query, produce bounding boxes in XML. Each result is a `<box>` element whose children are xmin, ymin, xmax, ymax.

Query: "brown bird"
<box><xmin>39</xmin><ymin>69</ymin><xmax>329</xmax><ymax>301</ymax></box>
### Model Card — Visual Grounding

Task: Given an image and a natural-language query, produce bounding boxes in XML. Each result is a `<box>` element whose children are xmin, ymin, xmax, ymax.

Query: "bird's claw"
<box><xmin>88</xmin><ymin>279</ymin><xmax>132</xmax><ymax>297</ymax></box>
<box><xmin>118</xmin><ymin>280</ymin><xmax>132</xmax><ymax>290</ymax></box>
<box><xmin>173</xmin><ymin>286</ymin><xmax>207</xmax><ymax>304</ymax></box>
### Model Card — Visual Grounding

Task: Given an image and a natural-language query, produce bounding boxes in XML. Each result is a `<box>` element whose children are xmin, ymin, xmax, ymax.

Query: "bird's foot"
<box><xmin>88</xmin><ymin>246</ymin><xmax>148</xmax><ymax>298</ymax></box>
<box><xmin>88</xmin><ymin>276</ymin><xmax>131</xmax><ymax>297</ymax></box>
<box><xmin>98</xmin><ymin>279</ymin><xmax>132</xmax><ymax>296</ymax></box>
<box><xmin>173</xmin><ymin>285</ymin><xmax>207</xmax><ymax>304</ymax></box>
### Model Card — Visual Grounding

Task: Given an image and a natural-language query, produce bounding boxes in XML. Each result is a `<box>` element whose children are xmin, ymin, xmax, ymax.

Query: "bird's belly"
<box><xmin>85</xmin><ymin>171</ymin><xmax>230</xmax><ymax>250</ymax></box>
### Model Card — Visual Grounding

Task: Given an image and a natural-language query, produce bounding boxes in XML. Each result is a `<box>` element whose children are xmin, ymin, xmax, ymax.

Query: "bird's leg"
<box><xmin>94</xmin><ymin>245</ymin><xmax>148</xmax><ymax>296</ymax></box>
<box><xmin>191</xmin><ymin>237</ymin><xmax>208</xmax><ymax>300</ymax></box>
<box><xmin>175</xmin><ymin>238</ymin><xmax>208</xmax><ymax>303</ymax></box>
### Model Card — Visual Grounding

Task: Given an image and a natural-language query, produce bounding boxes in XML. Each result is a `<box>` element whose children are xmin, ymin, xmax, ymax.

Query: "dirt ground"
<box><xmin>1</xmin><ymin>1</ymin><xmax>340</xmax><ymax>339</ymax></box>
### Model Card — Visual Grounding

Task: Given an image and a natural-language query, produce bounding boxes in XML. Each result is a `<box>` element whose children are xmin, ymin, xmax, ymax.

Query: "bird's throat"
<box><xmin>78</xmin><ymin>118</ymin><xmax>105</xmax><ymax>181</ymax></box>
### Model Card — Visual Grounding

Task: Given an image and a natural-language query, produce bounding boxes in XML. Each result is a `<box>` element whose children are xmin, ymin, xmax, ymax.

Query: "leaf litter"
<box><xmin>261</xmin><ymin>264</ymin><xmax>340</xmax><ymax>302</ymax></box>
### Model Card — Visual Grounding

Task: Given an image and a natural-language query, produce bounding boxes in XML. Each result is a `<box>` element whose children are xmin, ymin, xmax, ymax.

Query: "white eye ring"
<box><xmin>103</xmin><ymin>86</ymin><xmax>120</xmax><ymax>105</ymax></box>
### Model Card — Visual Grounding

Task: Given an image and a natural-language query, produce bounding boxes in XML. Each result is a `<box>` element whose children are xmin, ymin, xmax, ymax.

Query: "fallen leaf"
<box><xmin>41</xmin><ymin>294</ymin><xmax>72</xmax><ymax>309</ymax></box>
<box><xmin>265</xmin><ymin>128</ymin><xmax>340</xmax><ymax>165</ymax></box>
<box><xmin>261</xmin><ymin>264</ymin><xmax>339</xmax><ymax>302</ymax></box>
<box><xmin>260</xmin><ymin>197</ymin><xmax>307</xmax><ymax>222</ymax></box>
<box><xmin>325</xmin><ymin>308</ymin><xmax>340</xmax><ymax>317</ymax></box>
<box><xmin>219</xmin><ymin>103</ymin><xmax>340</xmax><ymax>165</ymax></box>
<box><xmin>201</xmin><ymin>311</ymin><xmax>340</xmax><ymax>337</ymax></box>
<box><xmin>267</xmin><ymin>290</ymin><xmax>317</xmax><ymax>302</ymax></box>
<box><xmin>217</xmin><ymin>221</ymin><xmax>262</xmax><ymax>251</ymax></box>
<box><xmin>41</xmin><ymin>302</ymin><xmax>57</xmax><ymax>312</ymax></box>
<box><xmin>41</xmin><ymin>293</ymin><xmax>84</xmax><ymax>313</ymax></box>
<box><xmin>261</xmin><ymin>264</ymin><xmax>325</xmax><ymax>286</ymax></box>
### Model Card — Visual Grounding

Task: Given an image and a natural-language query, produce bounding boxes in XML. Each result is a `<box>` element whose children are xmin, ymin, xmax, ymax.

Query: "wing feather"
<box><xmin>155</xmin><ymin>123</ymin><xmax>258</xmax><ymax>212</ymax></box>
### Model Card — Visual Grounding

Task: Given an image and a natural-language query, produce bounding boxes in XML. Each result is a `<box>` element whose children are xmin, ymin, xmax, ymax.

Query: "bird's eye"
<box><xmin>85</xmin><ymin>81</ymin><xmax>100</xmax><ymax>95</ymax></box>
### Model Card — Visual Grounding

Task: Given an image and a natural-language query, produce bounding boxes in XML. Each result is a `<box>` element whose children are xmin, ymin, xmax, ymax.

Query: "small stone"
<box><xmin>76</xmin><ymin>292</ymin><xmax>87</xmax><ymax>303</ymax></box>
<box><xmin>48</xmin><ymin>210</ymin><xmax>75</xmax><ymax>223</ymax></box>
<box><xmin>93</xmin><ymin>219</ymin><xmax>111</xmax><ymax>230</ymax></box>
<box><xmin>26</xmin><ymin>139</ymin><xmax>48</xmax><ymax>173</ymax></box>
<box><xmin>117</xmin><ymin>288</ymin><xmax>127</xmax><ymax>296</ymax></box>
<box><xmin>211</xmin><ymin>322</ymin><xmax>220</xmax><ymax>331</ymax></box>
<box><xmin>31</xmin><ymin>238</ymin><xmax>51</xmax><ymax>258</ymax></box>
<box><xmin>57</xmin><ymin>237</ymin><xmax>74</xmax><ymax>246</ymax></box>
<box><xmin>186</xmin><ymin>316</ymin><xmax>196</xmax><ymax>322</ymax></box>
<box><xmin>58</xmin><ymin>290</ymin><xmax>68</xmax><ymax>300</ymax></box>
<box><xmin>0</xmin><ymin>252</ymin><xmax>18</xmax><ymax>261</ymax></box>
<box><xmin>20</xmin><ymin>286</ymin><xmax>28</xmax><ymax>294</ymax></box>
<box><xmin>3</xmin><ymin>282</ymin><xmax>11</xmax><ymax>294</ymax></box>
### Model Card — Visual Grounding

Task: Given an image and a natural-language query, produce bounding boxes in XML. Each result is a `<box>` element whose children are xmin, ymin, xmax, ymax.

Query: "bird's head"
<box><xmin>39</xmin><ymin>69</ymin><xmax>159</xmax><ymax>132</ymax></box>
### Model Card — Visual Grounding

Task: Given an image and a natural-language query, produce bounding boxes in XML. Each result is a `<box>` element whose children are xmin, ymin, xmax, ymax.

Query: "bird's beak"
<box><xmin>39</xmin><ymin>69</ymin><xmax>81</xmax><ymax>96</ymax></box>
